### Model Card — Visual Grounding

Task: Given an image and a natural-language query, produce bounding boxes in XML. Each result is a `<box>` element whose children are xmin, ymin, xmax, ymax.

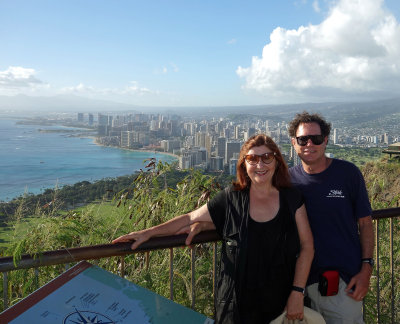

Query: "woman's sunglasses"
<box><xmin>244</xmin><ymin>152</ymin><xmax>276</xmax><ymax>165</ymax></box>
<box><xmin>295</xmin><ymin>135</ymin><xmax>325</xmax><ymax>146</ymax></box>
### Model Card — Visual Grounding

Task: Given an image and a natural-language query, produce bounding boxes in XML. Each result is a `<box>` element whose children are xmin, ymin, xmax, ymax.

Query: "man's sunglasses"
<box><xmin>295</xmin><ymin>135</ymin><xmax>325</xmax><ymax>146</ymax></box>
<box><xmin>244</xmin><ymin>152</ymin><xmax>276</xmax><ymax>165</ymax></box>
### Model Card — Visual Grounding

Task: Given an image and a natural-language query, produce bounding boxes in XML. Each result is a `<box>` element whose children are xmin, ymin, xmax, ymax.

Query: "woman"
<box><xmin>113</xmin><ymin>134</ymin><xmax>314</xmax><ymax>324</ymax></box>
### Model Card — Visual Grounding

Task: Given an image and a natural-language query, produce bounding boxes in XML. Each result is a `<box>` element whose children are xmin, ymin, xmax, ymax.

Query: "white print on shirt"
<box><xmin>326</xmin><ymin>189</ymin><xmax>345</xmax><ymax>198</ymax></box>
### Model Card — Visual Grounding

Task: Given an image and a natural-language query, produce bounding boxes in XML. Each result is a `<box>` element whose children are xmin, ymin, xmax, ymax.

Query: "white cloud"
<box><xmin>227</xmin><ymin>38</ymin><xmax>237</xmax><ymax>45</ymax></box>
<box><xmin>237</xmin><ymin>0</ymin><xmax>400</xmax><ymax>102</ymax></box>
<box><xmin>61</xmin><ymin>83</ymin><xmax>96</xmax><ymax>94</ymax></box>
<box><xmin>170</xmin><ymin>62</ymin><xmax>179</xmax><ymax>72</ymax></box>
<box><xmin>124</xmin><ymin>81</ymin><xmax>153</xmax><ymax>95</ymax></box>
<box><xmin>61</xmin><ymin>81</ymin><xmax>155</xmax><ymax>97</ymax></box>
<box><xmin>313</xmin><ymin>0</ymin><xmax>321</xmax><ymax>13</ymax></box>
<box><xmin>0</xmin><ymin>66</ymin><xmax>43</xmax><ymax>89</ymax></box>
<box><xmin>154</xmin><ymin>63</ymin><xmax>179</xmax><ymax>75</ymax></box>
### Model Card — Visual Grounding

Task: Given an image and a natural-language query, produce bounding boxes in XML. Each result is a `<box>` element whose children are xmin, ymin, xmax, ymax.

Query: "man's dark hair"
<box><xmin>288</xmin><ymin>111</ymin><xmax>331</xmax><ymax>138</ymax></box>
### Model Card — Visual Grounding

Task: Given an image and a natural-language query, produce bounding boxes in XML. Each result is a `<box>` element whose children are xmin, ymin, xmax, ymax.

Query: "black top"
<box><xmin>245</xmin><ymin>214</ymin><xmax>283</xmax><ymax>288</ymax></box>
<box><xmin>208</xmin><ymin>187</ymin><xmax>303</xmax><ymax>324</ymax></box>
<box><xmin>239</xmin><ymin>194</ymin><xmax>294</xmax><ymax>323</ymax></box>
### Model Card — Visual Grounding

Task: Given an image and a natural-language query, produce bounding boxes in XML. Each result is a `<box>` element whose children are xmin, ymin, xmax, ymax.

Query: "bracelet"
<box><xmin>292</xmin><ymin>286</ymin><xmax>305</xmax><ymax>295</ymax></box>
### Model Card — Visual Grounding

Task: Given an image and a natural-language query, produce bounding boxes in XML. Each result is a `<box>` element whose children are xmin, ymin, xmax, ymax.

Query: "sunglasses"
<box><xmin>244</xmin><ymin>152</ymin><xmax>276</xmax><ymax>165</ymax></box>
<box><xmin>295</xmin><ymin>135</ymin><xmax>325</xmax><ymax>146</ymax></box>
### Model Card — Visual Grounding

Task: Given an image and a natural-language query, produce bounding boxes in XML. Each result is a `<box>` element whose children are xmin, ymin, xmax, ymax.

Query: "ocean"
<box><xmin>0</xmin><ymin>118</ymin><xmax>177</xmax><ymax>202</ymax></box>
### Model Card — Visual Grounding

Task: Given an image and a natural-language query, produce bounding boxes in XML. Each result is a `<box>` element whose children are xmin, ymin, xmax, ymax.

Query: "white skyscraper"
<box><xmin>333</xmin><ymin>128</ymin><xmax>338</xmax><ymax>145</ymax></box>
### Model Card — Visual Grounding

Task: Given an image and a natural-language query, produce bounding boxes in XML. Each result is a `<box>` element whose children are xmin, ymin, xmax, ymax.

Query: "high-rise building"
<box><xmin>290</xmin><ymin>146</ymin><xmax>302</xmax><ymax>166</ymax></box>
<box><xmin>205</xmin><ymin>134</ymin><xmax>213</xmax><ymax>156</ymax></box>
<box><xmin>179</xmin><ymin>148</ymin><xmax>207</xmax><ymax>170</ymax></box>
<box><xmin>98</xmin><ymin>114</ymin><xmax>108</xmax><ymax>126</ymax></box>
<box><xmin>383</xmin><ymin>133</ymin><xmax>389</xmax><ymax>145</ymax></box>
<box><xmin>333</xmin><ymin>128</ymin><xmax>338</xmax><ymax>145</ymax></box>
<box><xmin>217</xmin><ymin>137</ymin><xmax>226</xmax><ymax>162</ymax></box>
<box><xmin>234</xmin><ymin>126</ymin><xmax>241</xmax><ymax>139</ymax></box>
<box><xmin>225</xmin><ymin>141</ymin><xmax>241</xmax><ymax>165</ymax></box>
<box><xmin>210</xmin><ymin>156</ymin><xmax>224</xmax><ymax>171</ymax></box>
<box><xmin>195</xmin><ymin>132</ymin><xmax>206</xmax><ymax>148</ymax></box>
<box><xmin>107</xmin><ymin>115</ymin><xmax>113</xmax><ymax>127</ymax></box>
<box><xmin>77</xmin><ymin>113</ymin><xmax>84</xmax><ymax>123</ymax></box>
<box><xmin>88</xmin><ymin>113</ymin><xmax>94</xmax><ymax>126</ymax></box>
<box><xmin>229</xmin><ymin>158</ymin><xmax>238</xmax><ymax>176</ymax></box>
<box><xmin>121</xmin><ymin>131</ymin><xmax>134</xmax><ymax>148</ymax></box>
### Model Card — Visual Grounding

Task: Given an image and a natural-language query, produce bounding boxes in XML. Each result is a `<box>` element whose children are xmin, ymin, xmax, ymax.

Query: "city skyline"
<box><xmin>1</xmin><ymin>0</ymin><xmax>400</xmax><ymax>110</ymax></box>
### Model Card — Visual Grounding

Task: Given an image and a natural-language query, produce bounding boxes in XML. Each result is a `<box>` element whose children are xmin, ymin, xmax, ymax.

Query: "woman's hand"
<box><xmin>112</xmin><ymin>229</ymin><xmax>152</xmax><ymax>250</ymax></box>
<box><xmin>285</xmin><ymin>291</ymin><xmax>304</xmax><ymax>321</ymax></box>
<box><xmin>176</xmin><ymin>221</ymin><xmax>215</xmax><ymax>245</ymax></box>
<box><xmin>112</xmin><ymin>205</ymin><xmax>214</xmax><ymax>250</ymax></box>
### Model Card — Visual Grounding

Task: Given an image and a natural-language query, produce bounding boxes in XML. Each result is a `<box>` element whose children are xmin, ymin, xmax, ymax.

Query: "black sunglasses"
<box><xmin>295</xmin><ymin>135</ymin><xmax>325</xmax><ymax>146</ymax></box>
<box><xmin>244</xmin><ymin>152</ymin><xmax>276</xmax><ymax>165</ymax></box>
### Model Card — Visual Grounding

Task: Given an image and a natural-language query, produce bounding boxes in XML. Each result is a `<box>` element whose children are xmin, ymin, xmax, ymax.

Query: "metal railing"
<box><xmin>0</xmin><ymin>230</ymin><xmax>220</xmax><ymax>311</ymax></box>
<box><xmin>0</xmin><ymin>207</ymin><xmax>400</xmax><ymax>323</ymax></box>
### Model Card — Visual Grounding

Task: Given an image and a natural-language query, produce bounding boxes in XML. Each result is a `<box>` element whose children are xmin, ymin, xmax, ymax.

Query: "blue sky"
<box><xmin>1</xmin><ymin>0</ymin><xmax>400</xmax><ymax>108</ymax></box>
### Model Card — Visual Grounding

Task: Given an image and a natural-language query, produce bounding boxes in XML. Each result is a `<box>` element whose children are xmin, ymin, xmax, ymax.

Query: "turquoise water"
<box><xmin>0</xmin><ymin>119</ymin><xmax>177</xmax><ymax>202</ymax></box>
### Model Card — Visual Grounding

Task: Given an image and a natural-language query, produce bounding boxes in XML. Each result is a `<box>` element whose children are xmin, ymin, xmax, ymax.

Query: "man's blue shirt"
<box><xmin>289</xmin><ymin>159</ymin><xmax>372</xmax><ymax>284</ymax></box>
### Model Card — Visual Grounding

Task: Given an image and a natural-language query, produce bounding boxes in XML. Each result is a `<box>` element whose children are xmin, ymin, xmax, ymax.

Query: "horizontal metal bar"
<box><xmin>0</xmin><ymin>206</ymin><xmax>398</xmax><ymax>273</ymax></box>
<box><xmin>0</xmin><ymin>230</ymin><xmax>221</xmax><ymax>272</ymax></box>
<box><xmin>372</xmin><ymin>207</ymin><xmax>400</xmax><ymax>220</ymax></box>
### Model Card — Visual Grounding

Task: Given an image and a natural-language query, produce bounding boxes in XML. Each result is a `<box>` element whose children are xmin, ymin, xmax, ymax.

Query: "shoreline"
<box><xmin>90</xmin><ymin>136</ymin><xmax>180</xmax><ymax>160</ymax></box>
<box><xmin>0</xmin><ymin>121</ymin><xmax>179</xmax><ymax>202</ymax></box>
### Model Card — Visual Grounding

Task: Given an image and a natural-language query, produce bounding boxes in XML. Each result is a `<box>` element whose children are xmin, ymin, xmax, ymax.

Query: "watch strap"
<box><xmin>292</xmin><ymin>285</ymin><xmax>305</xmax><ymax>295</ymax></box>
<box><xmin>362</xmin><ymin>258</ymin><xmax>374</xmax><ymax>266</ymax></box>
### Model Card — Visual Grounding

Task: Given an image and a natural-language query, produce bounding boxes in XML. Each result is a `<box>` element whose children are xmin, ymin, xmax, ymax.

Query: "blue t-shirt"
<box><xmin>289</xmin><ymin>159</ymin><xmax>372</xmax><ymax>284</ymax></box>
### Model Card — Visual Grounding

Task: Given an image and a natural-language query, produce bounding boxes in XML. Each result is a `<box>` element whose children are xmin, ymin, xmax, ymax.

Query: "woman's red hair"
<box><xmin>232</xmin><ymin>134</ymin><xmax>291</xmax><ymax>190</ymax></box>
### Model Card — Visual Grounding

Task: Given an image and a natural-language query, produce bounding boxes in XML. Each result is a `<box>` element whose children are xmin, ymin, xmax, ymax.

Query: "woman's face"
<box><xmin>244</xmin><ymin>145</ymin><xmax>276</xmax><ymax>186</ymax></box>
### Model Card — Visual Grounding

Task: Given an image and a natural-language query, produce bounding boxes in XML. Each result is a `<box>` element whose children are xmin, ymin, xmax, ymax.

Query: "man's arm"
<box><xmin>286</xmin><ymin>204</ymin><xmax>314</xmax><ymax>320</ymax></box>
<box><xmin>346</xmin><ymin>215</ymin><xmax>374</xmax><ymax>301</ymax></box>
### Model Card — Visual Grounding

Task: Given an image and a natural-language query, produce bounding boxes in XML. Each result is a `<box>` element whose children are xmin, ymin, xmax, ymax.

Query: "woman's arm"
<box><xmin>112</xmin><ymin>203</ymin><xmax>214</xmax><ymax>250</ymax></box>
<box><xmin>176</xmin><ymin>221</ymin><xmax>216</xmax><ymax>245</ymax></box>
<box><xmin>286</xmin><ymin>203</ymin><xmax>314</xmax><ymax>321</ymax></box>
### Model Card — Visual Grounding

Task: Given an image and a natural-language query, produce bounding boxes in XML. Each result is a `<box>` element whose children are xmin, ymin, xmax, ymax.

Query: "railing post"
<box><xmin>191</xmin><ymin>246</ymin><xmax>196</xmax><ymax>310</ymax></box>
<box><xmin>169</xmin><ymin>248</ymin><xmax>174</xmax><ymax>301</ymax></box>
<box><xmin>390</xmin><ymin>217</ymin><xmax>394</xmax><ymax>324</ymax></box>
<box><xmin>375</xmin><ymin>219</ymin><xmax>380</xmax><ymax>323</ymax></box>
<box><xmin>120</xmin><ymin>256</ymin><xmax>125</xmax><ymax>278</ymax></box>
<box><xmin>145</xmin><ymin>251</ymin><xmax>150</xmax><ymax>270</ymax></box>
<box><xmin>2</xmin><ymin>272</ymin><xmax>8</xmax><ymax>310</ymax></box>
<box><xmin>213</xmin><ymin>243</ymin><xmax>217</xmax><ymax>300</ymax></box>
<box><xmin>34</xmin><ymin>268</ymin><xmax>39</xmax><ymax>290</ymax></box>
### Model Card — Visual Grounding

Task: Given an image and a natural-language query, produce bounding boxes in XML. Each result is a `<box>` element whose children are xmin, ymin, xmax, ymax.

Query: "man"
<box><xmin>288</xmin><ymin>111</ymin><xmax>374</xmax><ymax>324</ymax></box>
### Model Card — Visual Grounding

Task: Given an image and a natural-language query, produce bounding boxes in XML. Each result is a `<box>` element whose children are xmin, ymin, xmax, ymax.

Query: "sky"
<box><xmin>1</xmin><ymin>0</ymin><xmax>400</xmax><ymax>108</ymax></box>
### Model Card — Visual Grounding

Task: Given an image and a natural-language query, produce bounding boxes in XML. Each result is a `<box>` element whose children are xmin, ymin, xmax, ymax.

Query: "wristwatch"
<box><xmin>362</xmin><ymin>258</ymin><xmax>375</xmax><ymax>266</ymax></box>
<box><xmin>292</xmin><ymin>286</ymin><xmax>305</xmax><ymax>295</ymax></box>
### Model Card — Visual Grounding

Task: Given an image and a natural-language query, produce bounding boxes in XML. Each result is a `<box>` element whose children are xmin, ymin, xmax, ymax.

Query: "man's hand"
<box><xmin>345</xmin><ymin>264</ymin><xmax>372</xmax><ymax>301</ymax></box>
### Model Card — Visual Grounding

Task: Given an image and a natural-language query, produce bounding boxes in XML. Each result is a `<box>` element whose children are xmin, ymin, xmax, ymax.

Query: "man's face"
<box><xmin>291</xmin><ymin>122</ymin><xmax>328</xmax><ymax>165</ymax></box>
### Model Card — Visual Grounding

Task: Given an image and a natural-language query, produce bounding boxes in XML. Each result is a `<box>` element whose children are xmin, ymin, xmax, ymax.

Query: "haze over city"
<box><xmin>1</xmin><ymin>0</ymin><xmax>400</xmax><ymax>111</ymax></box>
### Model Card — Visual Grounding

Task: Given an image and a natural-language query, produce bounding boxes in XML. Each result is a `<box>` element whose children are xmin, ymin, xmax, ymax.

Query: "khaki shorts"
<box><xmin>306</xmin><ymin>278</ymin><xmax>364</xmax><ymax>324</ymax></box>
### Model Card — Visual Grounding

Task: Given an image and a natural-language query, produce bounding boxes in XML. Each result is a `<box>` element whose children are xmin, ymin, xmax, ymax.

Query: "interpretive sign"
<box><xmin>0</xmin><ymin>261</ymin><xmax>214</xmax><ymax>324</ymax></box>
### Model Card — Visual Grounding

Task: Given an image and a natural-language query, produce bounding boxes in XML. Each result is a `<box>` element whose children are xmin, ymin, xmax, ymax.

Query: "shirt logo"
<box><xmin>327</xmin><ymin>189</ymin><xmax>345</xmax><ymax>198</ymax></box>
